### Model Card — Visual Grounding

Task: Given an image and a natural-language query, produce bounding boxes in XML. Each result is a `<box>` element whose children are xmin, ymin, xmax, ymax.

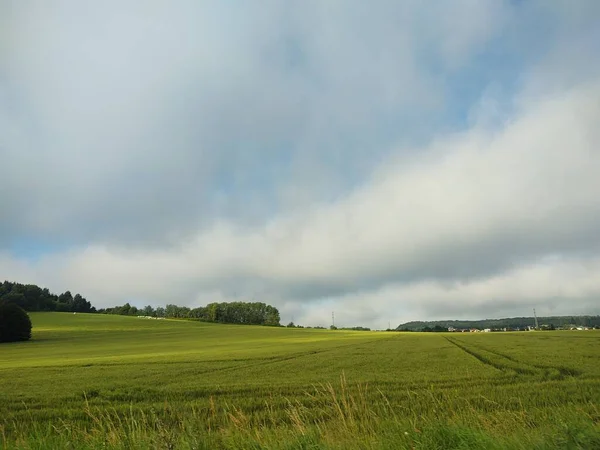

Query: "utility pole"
<box><xmin>332</xmin><ymin>311</ymin><xmax>335</xmax><ymax>328</ymax></box>
<box><xmin>533</xmin><ymin>308</ymin><xmax>539</xmax><ymax>330</ymax></box>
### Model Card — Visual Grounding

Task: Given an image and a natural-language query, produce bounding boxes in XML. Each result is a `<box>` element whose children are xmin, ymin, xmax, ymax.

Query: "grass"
<box><xmin>1</xmin><ymin>313</ymin><xmax>599</xmax><ymax>449</ymax></box>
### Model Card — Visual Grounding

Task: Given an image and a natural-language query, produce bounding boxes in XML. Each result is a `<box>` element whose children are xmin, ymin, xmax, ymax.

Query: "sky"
<box><xmin>1</xmin><ymin>1</ymin><xmax>600</xmax><ymax>329</ymax></box>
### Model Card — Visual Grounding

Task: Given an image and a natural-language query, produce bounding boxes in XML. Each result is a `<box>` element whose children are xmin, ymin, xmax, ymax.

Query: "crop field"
<box><xmin>1</xmin><ymin>313</ymin><xmax>599</xmax><ymax>449</ymax></box>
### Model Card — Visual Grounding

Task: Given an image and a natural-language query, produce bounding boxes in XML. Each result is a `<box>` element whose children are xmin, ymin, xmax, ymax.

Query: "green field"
<box><xmin>1</xmin><ymin>313</ymin><xmax>599</xmax><ymax>449</ymax></box>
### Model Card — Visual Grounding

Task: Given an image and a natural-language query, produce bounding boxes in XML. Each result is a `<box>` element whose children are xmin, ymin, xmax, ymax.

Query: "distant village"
<box><xmin>446</xmin><ymin>325</ymin><xmax>596</xmax><ymax>333</ymax></box>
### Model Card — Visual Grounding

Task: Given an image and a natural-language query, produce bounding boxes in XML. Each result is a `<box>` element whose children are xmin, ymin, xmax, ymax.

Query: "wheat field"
<box><xmin>1</xmin><ymin>313</ymin><xmax>599</xmax><ymax>449</ymax></box>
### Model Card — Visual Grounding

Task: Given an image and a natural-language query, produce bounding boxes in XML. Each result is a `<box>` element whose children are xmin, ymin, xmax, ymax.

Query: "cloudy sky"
<box><xmin>1</xmin><ymin>1</ymin><xmax>599</xmax><ymax>328</ymax></box>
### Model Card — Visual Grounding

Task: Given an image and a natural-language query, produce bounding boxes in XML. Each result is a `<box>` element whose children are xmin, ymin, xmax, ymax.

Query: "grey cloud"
<box><xmin>314</xmin><ymin>255</ymin><xmax>600</xmax><ymax>327</ymax></box>
<box><xmin>1</xmin><ymin>0</ymin><xmax>514</xmax><ymax>247</ymax></box>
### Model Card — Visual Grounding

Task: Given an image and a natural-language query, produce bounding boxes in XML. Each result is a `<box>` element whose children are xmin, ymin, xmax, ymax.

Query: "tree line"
<box><xmin>396</xmin><ymin>315</ymin><xmax>600</xmax><ymax>331</ymax></box>
<box><xmin>1</xmin><ymin>281</ymin><xmax>281</xmax><ymax>327</ymax></box>
<box><xmin>99</xmin><ymin>301</ymin><xmax>281</xmax><ymax>326</ymax></box>
<box><xmin>0</xmin><ymin>281</ymin><xmax>95</xmax><ymax>313</ymax></box>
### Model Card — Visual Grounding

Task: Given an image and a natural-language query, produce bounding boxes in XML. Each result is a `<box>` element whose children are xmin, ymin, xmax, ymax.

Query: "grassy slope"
<box><xmin>1</xmin><ymin>313</ymin><xmax>599</xmax><ymax>449</ymax></box>
<box><xmin>2</xmin><ymin>313</ymin><xmax>386</xmax><ymax>368</ymax></box>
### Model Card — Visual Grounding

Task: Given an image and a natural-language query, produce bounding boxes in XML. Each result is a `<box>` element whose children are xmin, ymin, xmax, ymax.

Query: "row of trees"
<box><xmin>100</xmin><ymin>301</ymin><xmax>281</xmax><ymax>326</ymax></box>
<box><xmin>0</xmin><ymin>281</ymin><xmax>95</xmax><ymax>313</ymax></box>
<box><xmin>397</xmin><ymin>315</ymin><xmax>600</xmax><ymax>331</ymax></box>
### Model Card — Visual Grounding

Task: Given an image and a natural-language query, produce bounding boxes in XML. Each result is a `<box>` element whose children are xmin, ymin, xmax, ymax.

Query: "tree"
<box><xmin>118</xmin><ymin>303</ymin><xmax>132</xmax><ymax>315</ymax></box>
<box><xmin>1</xmin><ymin>292</ymin><xmax>26</xmax><ymax>309</ymax></box>
<box><xmin>264</xmin><ymin>305</ymin><xmax>281</xmax><ymax>326</ymax></box>
<box><xmin>100</xmin><ymin>300</ymin><xmax>282</xmax><ymax>326</ymax></box>
<box><xmin>0</xmin><ymin>302</ymin><xmax>32</xmax><ymax>342</ymax></box>
<box><xmin>166</xmin><ymin>304</ymin><xmax>190</xmax><ymax>318</ymax></box>
<box><xmin>0</xmin><ymin>281</ymin><xmax>97</xmax><ymax>312</ymax></box>
<box><xmin>58</xmin><ymin>291</ymin><xmax>73</xmax><ymax>306</ymax></box>
<box><xmin>72</xmin><ymin>294</ymin><xmax>92</xmax><ymax>312</ymax></box>
<box><xmin>189</xmin><ymin>307</ymin><xmax>207</xmax><ymax>319</ymax></box>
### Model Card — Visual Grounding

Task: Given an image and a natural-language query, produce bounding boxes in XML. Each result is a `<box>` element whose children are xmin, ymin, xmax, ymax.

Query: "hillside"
<box><xmin>2</xmin><ymin>313</ymin><xmax>599</xmax><ymax>449</ymax></box>
<box><xmin>396</xmin><ymin>315</ymin><xmax>600</xmax><ymax>331</ymax></box>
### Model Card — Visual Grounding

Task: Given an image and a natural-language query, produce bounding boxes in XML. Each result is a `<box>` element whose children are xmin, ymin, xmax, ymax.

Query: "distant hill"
<box><xmin>396</xmin><ymin>315</ymin><xmax>600</xmax><ymax>331</ymax></box>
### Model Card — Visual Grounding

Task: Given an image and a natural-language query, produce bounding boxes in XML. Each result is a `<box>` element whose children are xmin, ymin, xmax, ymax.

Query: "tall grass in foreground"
<box><xmin>3</xmin><ymin>374</ymin><xmax>599</xmax><ymax>450</ymax></box>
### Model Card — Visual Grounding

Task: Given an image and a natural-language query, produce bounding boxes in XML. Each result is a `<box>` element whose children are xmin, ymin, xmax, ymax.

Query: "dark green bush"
<box><xmin>0</xmin><ymin>302</ymin><xmax>32</xmax><ymax>342</ymax></box>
